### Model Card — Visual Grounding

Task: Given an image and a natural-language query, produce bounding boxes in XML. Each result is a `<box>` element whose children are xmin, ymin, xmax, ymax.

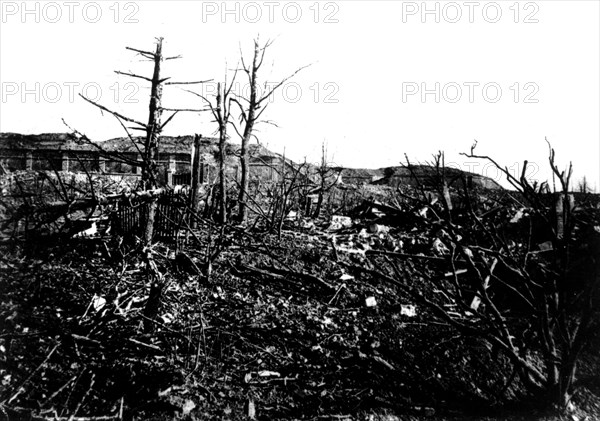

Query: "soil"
<box><xmin>1</xmin><ymin>216</ymin><xmax>599</xmax><ymax>420</ymax></box>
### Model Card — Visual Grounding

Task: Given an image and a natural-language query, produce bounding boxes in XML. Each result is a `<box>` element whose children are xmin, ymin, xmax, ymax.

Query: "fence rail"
<box><xmin>112</xmin><ymin>190</ymin><xmax>190</xmax><ymax>243</ymax></box>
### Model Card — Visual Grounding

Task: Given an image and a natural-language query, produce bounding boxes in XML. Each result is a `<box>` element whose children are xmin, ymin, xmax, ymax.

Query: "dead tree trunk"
<box><xmin>237</xmin><ymin>41</ymin><xmax>260</xmax><ymax>224</ymax></box>
<box><xmin>190</xmin><ymin>134</ymin><xmax>203</xmax><ymax>228</ymax></box>
<box><xmin>314</xmin><ymin>143</ymin><xmax>327</xmax><ymax>218</ymax></box>
<box><xmin>232</xmin><ymin>39</ymin><xmax>310</xmax><ymax>225</ymax></box>
<box><xmin>74</xmin><ymin>37</ymin><xmax>210</xmax><ymax>333</ymax></box>
<box><xmin>140</xmin><ymin>38</ymin><xmax>166</xmax><ymax>333</ymax></box>
<box><xmin>216</xmin><ymin>83</ymin><xmax>228</xmax><ymax>225</ymax></box>
<box><xmin>313</xmin><ymin>142</ymin><xmax>341</xmax><ymax>218</ymax></box>
<box><xmin>186</xmin><ymin>72</ymin><xmax>237</xmax><ymax>225</ymax></box>
<box><xmin>142</xmin><ymin>38</ymin><xmax>165</xmax><ymax>245</ymax></box>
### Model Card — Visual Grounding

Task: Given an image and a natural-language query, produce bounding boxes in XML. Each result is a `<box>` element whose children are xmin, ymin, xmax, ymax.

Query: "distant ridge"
<box><xmin>1</xmin><ymin>132</ymin><xmax>502</xmax><ymax>189</ymax></box>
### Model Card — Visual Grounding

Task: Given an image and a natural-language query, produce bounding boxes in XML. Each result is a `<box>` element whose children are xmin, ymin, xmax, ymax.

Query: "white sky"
<box><xmin>1</xmin><ymin>0</ymin><xmax>599</xmax><ymax>189</ymax></box>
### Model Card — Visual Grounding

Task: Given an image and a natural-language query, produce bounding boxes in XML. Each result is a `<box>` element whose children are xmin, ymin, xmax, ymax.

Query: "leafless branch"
<box><xmin>114</xmin><ymin>70</ymin><xmax>152</xmax><ymax>82</ymax></box>
<box><xmin>79</xmin><ymin>94</ymin><xmax>147</xmax><ymax>129</ymax></box>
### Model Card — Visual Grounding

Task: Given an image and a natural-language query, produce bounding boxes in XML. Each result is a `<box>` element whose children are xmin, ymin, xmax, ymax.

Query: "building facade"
<box><xmin>0</xmin><ymin>133</ymin><xmax>294</xmax><ymax>187</ymax></box>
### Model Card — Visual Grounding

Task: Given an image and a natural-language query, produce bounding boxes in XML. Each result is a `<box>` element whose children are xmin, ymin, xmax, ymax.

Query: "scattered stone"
<box><xmin>92</xmin><ymin>294</ymin><xmax>106</xmax><ymax>312</ymax></box>
<box><xmin>182</xmin><ymin>399</ymin><xmax>196</xmax><ymax>415</ymax></box>
<box><xmin>365</xmin><ymin>296</ymin><xmax>377</xmax><ymax>307</ymax></box>
<box><xmin>510</xmin><ymin>208</ymin><xmax>525</xmax><ymax>223</ymax></box>
<box><xmin>286</xmin><ymin>210</ymin><xmax>298</xmax><ymax>221</ymax></box>
<box><xmin>368</xmin><ymin>223</ymin><xmax>390</xmax><ymax>234</ymax></box>
<box><xmin>246</xmin><ymin>399</ymin><xmax>256</xmax><ymax>419</ymax></box>
<box><xmin>331</xmin><ymin>215</ymin><xmax>352</xmax><ymax>228</ymax></box>
<box><xmin>432</xmin><ymin>238</ymin><xmax>449</xmax><ymax>255</ymax></box>
<box><xmin>400</xmin><ymin>304</ymin><xmax>416</xmax><ymax>317</ymax></box>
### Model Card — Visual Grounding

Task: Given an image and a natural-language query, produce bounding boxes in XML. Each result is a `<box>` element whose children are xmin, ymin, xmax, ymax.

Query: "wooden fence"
<box><xmin>112</xmin><ymin>190</ymin><xmax>190</xmax><ymax>243</ymax></box>
<box><xmin>172</xmin><ymin>172</ymin><xmax>191</xmax><ymax>186</ymax></box>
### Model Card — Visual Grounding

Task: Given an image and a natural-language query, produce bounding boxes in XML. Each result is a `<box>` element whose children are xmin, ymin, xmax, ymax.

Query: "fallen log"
<box><xmin>266</xmin><ymin>265</ymin><xmax>336</xmax><ymax>291</ymax></box>
<box><xmin>234</xmin><ymin>263</ymin><xmax>336</xmax><ymax>292</ymax></box>
<box><xmin>232</xmin><ymin>263</ymin><xmax>302</xmax><ymax>287</ymax></box>
<box><xmin>366</xmin><ymin>249</ymin><xmax>466</xmax><ymax>263</ymax></box>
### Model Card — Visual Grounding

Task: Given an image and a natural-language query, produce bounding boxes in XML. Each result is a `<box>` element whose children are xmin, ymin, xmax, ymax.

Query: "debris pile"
<box><xmin>1</xmin><ymin>186</ymin><xmax>599</xmax><ymax>420</ymax></box>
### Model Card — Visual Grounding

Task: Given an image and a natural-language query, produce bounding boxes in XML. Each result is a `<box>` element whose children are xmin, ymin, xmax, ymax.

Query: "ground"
<box><xmin>1</xmin><ymin>215</ymin><xmax>599</xmax><ymax>420</ymax></box>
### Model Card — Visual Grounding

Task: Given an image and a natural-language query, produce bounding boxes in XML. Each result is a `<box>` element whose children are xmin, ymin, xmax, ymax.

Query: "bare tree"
<box><xmin>231</xmin><ymin>38</ymin><xmax>311</xmax><ymax>224</ymax></box>
<box><xmin>312</xmin><ymin>142</ymin><xmax>342</xmax><ymax>218</ymax></box>
<box><xmin>577</xmin><ymin>176</ymin><xmax>590</xmax><ymax>193</ymax></box>
<box><xmin>362</xmin><ymin>141</ymin><xmax>600</xmax><ymax>410</ymax></box>
<box><xmin>74</xmin><ymin>37</ymin><xmax>209</xmax><ymax>243</ymax></box>
<box><xmin>187</xmin><ymin>72</ymin><xmax>238</xmax><ymax>225</ymax></box>
<box><xmin>73</xmin><ymin>38</ymin><xmax>210</xmax><ymax>331</ymax></box>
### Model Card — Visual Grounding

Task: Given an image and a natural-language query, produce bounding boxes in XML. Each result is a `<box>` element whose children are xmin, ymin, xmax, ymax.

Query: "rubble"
<box><xmin>328</xmin><ymin>215</ymin><xmax>353</xmax><ymax>231</ymax></box>
<box><xmin>400</xmin><ymin>304</ymin><xmax>417</xmax><ymax>317</ymax></box>
<box><xmin>2</xmin><ymin>177</ymin><xmax>599</xmax><ymax>421</ymax></box>
<box><xmin>367</xmin><ymin>223</ymin><xmax>390</xmax><ymax>234</ymax></box>
<box><xmin>365</xmin><ymin>296</ymin><xmax>378</xmax><ymax>307</ymax></box>
<box><xmin>432</xmin><ymin>238</ymin><xmax>450</xmax><ymax>255</ymax></box>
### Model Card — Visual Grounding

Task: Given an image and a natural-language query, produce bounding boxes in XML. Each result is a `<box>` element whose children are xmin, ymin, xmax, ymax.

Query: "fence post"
<box><xmin>25</xmin><ymin>151</ymin><xmax>33</xmax><ymax>170</ymax></box>
<box><xmin>191</xmin><ymin>134</ymin><xmax>203</xmax><ymax>228</ymax></box>
<box><xmin>167</xmin><ymin>154</ymin><xmax>176</xmax><ymax>186</ymax></box>
<box><xmin>61</xmin><ymin>152</ymin><xmax>69</xmax><ymax>172</ymax></box>
<box><xmin>134</xmin><ymin>154</ymin><xmax>142</xmax><ymax>175</ymax></box>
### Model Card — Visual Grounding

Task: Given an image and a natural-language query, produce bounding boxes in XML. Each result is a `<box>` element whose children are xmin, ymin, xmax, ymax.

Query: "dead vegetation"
<box><xmin>1</xmin><ymin>39</ymin><xmax>599</xmax><ymax>421</ymax></box>
<box><xmin>1</xmin><ymin>147</ymin><xmax>600</xmax><ymax>420</ymax></box>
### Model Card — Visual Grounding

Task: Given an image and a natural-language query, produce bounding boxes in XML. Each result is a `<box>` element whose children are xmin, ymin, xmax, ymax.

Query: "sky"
<box><xmin>1</xmin><ymin>0</ymin><xmax>599</xmax><ymax>189</ymax></box>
